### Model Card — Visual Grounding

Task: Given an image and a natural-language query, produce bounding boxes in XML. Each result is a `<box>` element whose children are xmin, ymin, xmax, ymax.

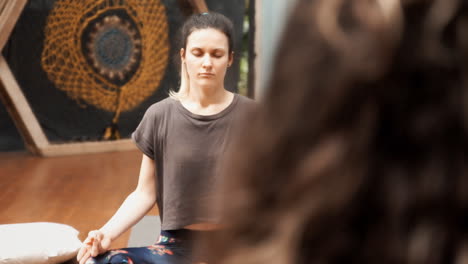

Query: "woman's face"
<box><xmin>181</xmin><ymin>28</ymin><xmax>233</xmax><ymax>90</ymax></box>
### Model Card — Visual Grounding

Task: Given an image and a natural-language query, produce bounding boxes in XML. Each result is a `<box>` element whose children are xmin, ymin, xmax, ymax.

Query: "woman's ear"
<box><xmin>228</xmin><ymin>51</ymin><xmax>234</xmax><ymax>67</ymax></box>
<box><xmin>180</xmin><ymin>48</ymin><xmax>186</xmax><ymax>63</ymax></box>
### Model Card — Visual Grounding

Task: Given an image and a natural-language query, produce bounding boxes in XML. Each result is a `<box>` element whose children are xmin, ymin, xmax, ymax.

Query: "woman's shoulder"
<box><xmin>234</xmin><ymin>94</ymin><xmax>257</xmax><ymax>111</ymax></box>
<box><xmin>144</xmin><ymin>97</ymin><xmax>178</xmax><ymax>116</ymax></box>
<box><xmin>228</xmin><ymin>94</ymin><xmax>257</xmax><ymax>121</ymax></box>
<box><xmin>234</xmin><ymin>94</ymin><xmax>255</xmax><ymax>105</ymax></box>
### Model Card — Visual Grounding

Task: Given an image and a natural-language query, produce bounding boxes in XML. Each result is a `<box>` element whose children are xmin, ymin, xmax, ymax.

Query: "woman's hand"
<box><xmin>77</xmin><ymin>230</ymin><xmax>111</xmax><ymax>264</ymax></box>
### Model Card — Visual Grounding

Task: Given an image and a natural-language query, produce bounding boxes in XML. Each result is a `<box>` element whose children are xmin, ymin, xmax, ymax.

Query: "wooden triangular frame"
<box><xmin>0</xmin><ymin>0</ymin><xmax>135</xmax><ymax>157</ymax></box>
<box><xmin>188</xmin><ymin>0</ymin><xmax>209</xmax><ymax>13</ymax></box>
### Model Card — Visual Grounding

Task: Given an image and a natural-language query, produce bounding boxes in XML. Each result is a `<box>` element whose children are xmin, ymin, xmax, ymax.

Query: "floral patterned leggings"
<box><xmin>88</xmin><ymin>229</ymin><xmax>209</xmax><ymax>264</ymax></box>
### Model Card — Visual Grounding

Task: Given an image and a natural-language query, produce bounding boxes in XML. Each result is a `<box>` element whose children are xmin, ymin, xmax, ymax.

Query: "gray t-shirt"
<box><xmin>132</xmin><ymin>94</ymin><xmax>255</xmax><ymax>230</ymax></box>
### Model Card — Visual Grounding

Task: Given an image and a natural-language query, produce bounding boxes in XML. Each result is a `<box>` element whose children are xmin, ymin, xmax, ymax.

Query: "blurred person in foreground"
<box><xmin>202</xmin><ymin>0</ymin><xmax>468</xmax><ymax>263</ymax></box>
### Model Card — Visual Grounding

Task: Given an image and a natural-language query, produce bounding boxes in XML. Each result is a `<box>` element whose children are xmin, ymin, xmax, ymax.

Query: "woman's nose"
<box><xmin>202</xmin><ymin>55</ymin><xmax>212</xmax><ymax>68</ymax></box>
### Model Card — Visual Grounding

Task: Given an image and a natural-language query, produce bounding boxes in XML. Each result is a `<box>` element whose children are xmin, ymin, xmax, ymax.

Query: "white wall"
<box><xmin>255</xmin><ymin>0</ymin><xmax>297</xmax><ymax>99</ymax></box>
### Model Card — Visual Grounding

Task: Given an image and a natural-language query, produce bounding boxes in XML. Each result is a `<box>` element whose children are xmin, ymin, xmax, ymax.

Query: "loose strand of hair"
<box><xmin>169</xmin><ymin>61</ymin><xmax>190</xmax><ymax>100</ymax></box>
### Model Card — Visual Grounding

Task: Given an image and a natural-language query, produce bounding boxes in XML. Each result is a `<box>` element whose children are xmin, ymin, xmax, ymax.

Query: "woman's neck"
<box><xmin>181</xmin><ymin>85</ymin><xmax>234</xmax><ymax>116</ymax></box>
<box><xmin>187</xmin><ymin>84</ymin><xmax>227</xmax><ymax>106</ymax></box>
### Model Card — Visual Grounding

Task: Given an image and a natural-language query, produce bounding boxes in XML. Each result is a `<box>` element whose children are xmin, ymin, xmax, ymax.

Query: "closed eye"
<box><xmin>192</xmin><ymin>50</ymin><xmax>202</xmax><ymax>57</ymax></box>
<box><xmin>190</xmin><ymin>48</ymin><xmax>225</xmax><ymax>58</ymax></box>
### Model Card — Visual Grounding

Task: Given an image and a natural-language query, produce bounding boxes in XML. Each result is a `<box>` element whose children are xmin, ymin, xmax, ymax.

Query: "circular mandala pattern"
<box><xmin>88</xmin><ymin>15</ymin><xmax>140</xmax><ymax>81</ymax></box>
<box><xmin>83</xmin><ymin>12</ymin><xmax>142</xmax><ymax>85</ymax></box>
<box><xmin>41</xmin><ymin>0</ymin><xmax>169</xmax><ymax>112</ymax></box>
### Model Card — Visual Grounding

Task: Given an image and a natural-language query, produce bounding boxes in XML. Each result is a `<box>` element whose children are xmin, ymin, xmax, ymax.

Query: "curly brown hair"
<box><xmin>203</xmin><ymin>0</ymin><xmax>468</xmax><ymax>263</ymax></box>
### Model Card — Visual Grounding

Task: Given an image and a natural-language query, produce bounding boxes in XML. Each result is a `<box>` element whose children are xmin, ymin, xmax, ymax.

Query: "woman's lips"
<box><xmin>199</xmin><ymin>73</ymin><xmax>214</xmax><ymax>77</ymax></box>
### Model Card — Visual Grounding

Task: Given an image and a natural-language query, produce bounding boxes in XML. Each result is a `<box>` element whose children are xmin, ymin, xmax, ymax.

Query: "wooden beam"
<box><xmin>188</xmin><ymin>0</ymin><xmax>208</xmax><ymax>13</ymax></box>
<box><xmin>39</xmin><ymin>139</ymin><xmax>136</xmax><ymax>157</ymax></box>
<box><xmin>0</xmin><ymin>55</ymin><xmax>48</xmax><ymax>154</ymax></box>
<box><xmin>0</xmin><ymin>0</ymin><xmax>27</xmax><ymax>51</ymax></box>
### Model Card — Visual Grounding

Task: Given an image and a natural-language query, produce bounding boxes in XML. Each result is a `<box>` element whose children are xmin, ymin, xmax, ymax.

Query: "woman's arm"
<box><xmin>77</xmin><ymin>154</ymin><xmax>156</xmax><ymax>264</ymax></box>
<box><xmin>99</xmin><ymin>154</ymin><xmax>157</xmax><ymax>240</ymax></box>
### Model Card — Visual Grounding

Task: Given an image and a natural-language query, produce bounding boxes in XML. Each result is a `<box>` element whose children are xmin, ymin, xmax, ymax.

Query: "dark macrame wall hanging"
<box><xmin>0</xmin><ymin>0</ymin><xmax>245</xmax><ymax>156</ymax></box>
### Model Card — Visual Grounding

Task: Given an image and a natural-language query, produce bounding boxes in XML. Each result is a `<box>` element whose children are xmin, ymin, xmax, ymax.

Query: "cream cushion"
<box><xmin>0</xmin><ymin>222</ymin><xmax>82</xmax><ymax>264</ymax></box>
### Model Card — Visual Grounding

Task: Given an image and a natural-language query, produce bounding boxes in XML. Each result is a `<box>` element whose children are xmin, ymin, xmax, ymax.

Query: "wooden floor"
<box><xmin>0</xmin><ymin>150</ymin><xmax>159</xmax><ymax>249</ymax></box>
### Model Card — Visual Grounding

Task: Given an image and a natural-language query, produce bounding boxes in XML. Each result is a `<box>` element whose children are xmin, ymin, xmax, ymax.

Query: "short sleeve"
<box><xmin>132</xmin><ymin>105</ymin><xmax>157</xmax><ymax>159</ymax></box>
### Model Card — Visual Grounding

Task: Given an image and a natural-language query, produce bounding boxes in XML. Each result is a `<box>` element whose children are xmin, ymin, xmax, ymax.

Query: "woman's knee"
<box><xmin>88</xmin><ymin>249</ymin><xmax>134</xmax><ymax>264</ymax></box>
